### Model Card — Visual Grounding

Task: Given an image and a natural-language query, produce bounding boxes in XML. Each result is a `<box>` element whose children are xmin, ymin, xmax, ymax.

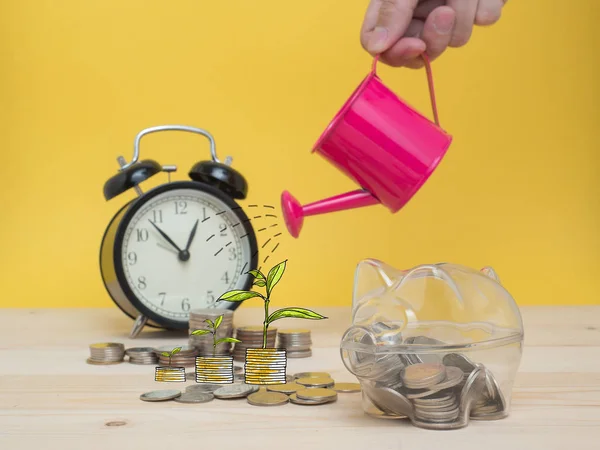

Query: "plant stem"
<box><xmin>262</xmin><ymin>298</ymin><xmax>270</xmax><ymax>349</ymax></box>
<box><xmin>213</xmin><ymin>330</ymin><xmax>216</xmax><ymax>357</ymax></box>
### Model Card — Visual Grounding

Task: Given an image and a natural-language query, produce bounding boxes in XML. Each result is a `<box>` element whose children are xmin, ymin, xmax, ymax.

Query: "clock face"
<box><xmin>119</xmin><ymin>187</ymin><xmax>254</xmax><ymax>322</ymax></box>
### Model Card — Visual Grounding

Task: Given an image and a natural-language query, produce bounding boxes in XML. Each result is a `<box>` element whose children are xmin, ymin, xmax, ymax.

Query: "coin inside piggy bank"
<box><xmin>340</xmin><ymin>259</ymin><xmax>524</xmax><ymax>430</ymax></box>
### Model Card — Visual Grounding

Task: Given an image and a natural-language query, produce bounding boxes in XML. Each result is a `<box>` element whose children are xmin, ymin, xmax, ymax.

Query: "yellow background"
<box><xmin>1</xmin><ymin>1</ymin><xmax>598</xmax><ymax>310</ymax></box>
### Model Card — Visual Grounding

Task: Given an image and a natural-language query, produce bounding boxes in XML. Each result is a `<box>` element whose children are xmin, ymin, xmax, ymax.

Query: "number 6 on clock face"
<box><xmin>100</xmin><ymin>181</ymin><xmax>259</xmax><ymax>331</ymax></box>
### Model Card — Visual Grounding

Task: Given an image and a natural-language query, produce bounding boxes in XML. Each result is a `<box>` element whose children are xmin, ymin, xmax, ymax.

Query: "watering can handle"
<box><xmin>371</xmin><ymin>53</ymin><xmax>441</xmax><ymax>127</ymax></box>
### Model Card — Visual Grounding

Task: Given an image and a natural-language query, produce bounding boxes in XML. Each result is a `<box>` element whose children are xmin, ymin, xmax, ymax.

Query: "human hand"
<box><xmin>360</xmin><ymin>0</ymin><xmax>508</xmax><ymax>68</ymax></box>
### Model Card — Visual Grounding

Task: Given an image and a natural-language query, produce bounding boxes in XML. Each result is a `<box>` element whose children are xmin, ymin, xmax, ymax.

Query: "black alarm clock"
<box><xmin>100</xmin><ymin>125</ymin><xmax>259</xmax><ymax>338</ymax></box>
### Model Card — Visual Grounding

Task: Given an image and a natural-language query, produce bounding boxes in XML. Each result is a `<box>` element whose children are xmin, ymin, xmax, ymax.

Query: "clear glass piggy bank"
<box><xmin>340</xmin><ymin>260</ymin><xmax>524</xmax><ymax>430</ymax></box>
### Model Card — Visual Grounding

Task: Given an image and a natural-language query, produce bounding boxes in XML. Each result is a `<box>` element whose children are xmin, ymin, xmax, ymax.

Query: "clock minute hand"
<box><xmin>184</xmin><ymin>219</ymin><xmax>199</xmax><ymax>252</ymax></box>
<box><xmin>148</xmin><ymin>220</ymin><xmax>183</xmax><ymax>253</ymax></box>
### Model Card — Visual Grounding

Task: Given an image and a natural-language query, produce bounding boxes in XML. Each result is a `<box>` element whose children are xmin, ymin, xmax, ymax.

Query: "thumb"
<box><xmin>363</xmin><ymin>0</ymin><xmax>418</xmax><ymax>54</ymax></box>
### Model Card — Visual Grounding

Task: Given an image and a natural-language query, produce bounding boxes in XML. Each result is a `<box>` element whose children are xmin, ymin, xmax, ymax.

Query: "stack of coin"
<box><xmin>155</xmin><ymin>345</ymin><xmax>199</xmax><ymax>367</ymax></box>
<box><xmin>87</xmin><ymin>343</ymin><xmax>125</xmax><ymax>365</ymax></box>
<box><xmin>126</xmin><ymin>347</ymin><xmax>158</xmax><ymax>365</ymax></box>
<box><xmin>195</xmin><ymin>356</ymin><xmax>234</xmax><ymax>384</ymax></box>
<box><xmin>232</xmin><ymin>326</ymin><xmax>277</xmax><ymax>361</ymax></box>
<box><xmin>400</xmin><ymin>362</ymin><xmax>465</xmax><ymax>429</ymax></box>
<box><xmin>155</xmin><ymin>366</ymin><xmax>186</xmax><ymax>382</ymax></box>
<box><xmin>244</xmin><ymin>348</ymin><xmax>287</xmax><ymax>384</ymax></box>
<box><xmin>188</xmin><ymin>309</ymin><xmax>234</xmax><ymax>355</ymax></box>
<box><xmin>277</xmin><ymin>329</ymin><xmax>312</xmax><ymax>358</ymax></box>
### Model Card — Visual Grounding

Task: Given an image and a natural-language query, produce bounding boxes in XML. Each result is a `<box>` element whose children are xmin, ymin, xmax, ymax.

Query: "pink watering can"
<box><xmin>281</xmin><ymin>55</ymin><xmax>452</xmax><ymax>238</ymax></box>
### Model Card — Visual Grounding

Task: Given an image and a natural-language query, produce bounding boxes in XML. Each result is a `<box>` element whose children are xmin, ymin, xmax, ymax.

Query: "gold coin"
<box><xmin>293</xmin><ymin>372</ymin><xmax>331</xmax><ymax>379</ymax></box>
<box><xmin>296</xmin><ymin>377</ymin><xmax>335</xmax><ymax>388</ymax></box>
<box><xmin>247</xmin><ymin>390</ymin><xmax>289</xmax><ymax>406</ymax></box>
<box><xmin>296</xmin><ymin>388</ymin><xmax>337</xmax><ymax>402</ymax></box>
<box><xmin>266</xmin><ymin>383</ymin><xmax>302</xmax><ymax>394</ymax></box>
<box><xmin>90</xmin><ymin>343</ymin><xmax>123</xmax><ymax>349</ymax></box>
<box><xmin>333</xmin><ymin>382</ymin><xmax>361</xmax><ymax>393</ymax></box>
<box><xmin>401</xmin><ymin>363</ymin><xmax>446</xmax><ymax>388</ymax></box>
<box><xmin>289</xmin><ymin>393</ymin><xmax>333</xmax><ymax>405</ymax></box>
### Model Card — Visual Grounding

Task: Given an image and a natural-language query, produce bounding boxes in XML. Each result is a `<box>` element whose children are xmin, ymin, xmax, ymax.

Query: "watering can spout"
<box><xmin>281</xmin><ymin>190</ymin><xmax>380</xmax><ymax>238</ymax></box>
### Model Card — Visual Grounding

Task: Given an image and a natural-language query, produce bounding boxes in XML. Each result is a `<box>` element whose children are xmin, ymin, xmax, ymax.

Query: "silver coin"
<box><xmin>140</xmin><ymin>390</ymin><xmax>182</xmax><ymax>402</ymax></box>
<box><xmin>459</xmin><ymin>367</ymin><xmax>485</xmax><ymax>419</ymax></box>
<box><xmin>415</xmin><ymin>406</ymin><xmax>460</xmax><ymax>420</ymax></box>
<box><xmin>173</xmin><ymin>392</ymin><xmax>214</xmax><ymax>404</ymax></box>
<box><xmin>412</xmin><ymin>394</ymin><xmax>454</xmax><ymax>406</ymax></box>
<box><xmin>186</xmin><ymin>384</ymin><xmax>223</xmax><ymax>393</ymax></box>
<box><xmin>288</xmin><ymin>393</ymin><xmax>335</xmax><ymax>405</ymax></box>
<box><xmin>363</xmin><ymin>385</ymin><xmax>413</xmax><ymax>417</ymax></box>
<box><xmin>442</xmin><ymin>353</ymin><xmax>477</xmax><ymax>374</ymax></box>
<box><xmin>412</xmin><ymin>418</ymin><xmax>467</xmax><ymax>430</ymax></box>
<box><xmin>213</xmin><ymin>383</ymin><xmax>259</xmax><ymax>399</ymax></box>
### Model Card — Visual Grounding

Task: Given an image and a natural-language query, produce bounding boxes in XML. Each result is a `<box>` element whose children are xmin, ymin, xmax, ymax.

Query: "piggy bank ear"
<box><xmin>352</xmin><ymin>259</ymin><xmax>401</xmax><ymax>311</ymax></box>
<box><xmin>480</xmin><ymin>266</ymin><xmax>501</xmax><ymax>284</ymax></box>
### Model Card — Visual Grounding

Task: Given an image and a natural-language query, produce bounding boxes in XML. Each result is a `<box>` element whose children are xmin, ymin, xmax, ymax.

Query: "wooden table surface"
<box><xmin>1</xmin><ymin>306</ymin><xmax>599</xmax><ymax>450</ymax></box>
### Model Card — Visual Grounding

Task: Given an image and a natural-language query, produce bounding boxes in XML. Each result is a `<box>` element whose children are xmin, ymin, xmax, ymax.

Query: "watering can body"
<box><xmin>282</xmin><ymin>57</ymin><xmax>452</xmax><ymax>238</ymax></box>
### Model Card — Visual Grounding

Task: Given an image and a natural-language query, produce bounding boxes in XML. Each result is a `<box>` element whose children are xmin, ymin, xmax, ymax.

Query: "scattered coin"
<box><xmin>140</xmin><ymin>390</ymin><xmax>182</xmax><ymax>402</ymax></box>
<box><xmin>213</xmin><ymin>384</ymin><xmax>259</xmax><ymax>399</ymax></box>
<box><xmin>332</xmin><ymin>382</ymin><xmax>361</xmax><ymax>393</ymax></box>
<box><xmin>293</xmin><ymin>372</ymin><xmax>331</xmax><ymax>379</ymax></box>
<box><xmin>186</xmin><ymin>384</ymin><xmax>223</xmax><ymax>393</ymax></box>
<box><xmin>247</xmin><ymin>390</ymin><xmax>289</xmax><ymax>407</ymax></box>
<box><xmin>296</xmin><ymin>388</ymin><xmax>337</xmax><ymax>402</ymax></box>
<box><xmin>174</xmin><ymin>391</ymin><xmax>214</xmax><ymax>404</ymax></box>
<box><xmin>289</xmin><ymin>393</ymin><xmax>334</xmax><ymax>405</ymax></box>
<box><xmin>266</xmin><ymin>382</ymin><xmax>302</xmax><ymax>395</ymax></box>
<box><xmin>295</xmin><ymin>377</ymin><xmax>334</xmax><ymax>388</ymax></box>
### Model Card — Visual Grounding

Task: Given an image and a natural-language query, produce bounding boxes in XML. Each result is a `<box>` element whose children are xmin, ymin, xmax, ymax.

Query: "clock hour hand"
<box><xmin>148</xmin><ymin>220</ymin><xmax>183</xmax><ymax>254</ymax></box>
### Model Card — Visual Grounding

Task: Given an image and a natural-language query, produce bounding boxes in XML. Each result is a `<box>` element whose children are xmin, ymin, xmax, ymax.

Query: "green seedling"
<box><xmin>217</xmin><ymin>260</ymin><xmax>327</xmax><ymax>349</ymax></box>
<box><xmin>191</xmin><ymin>314</ymin><xmax>241</xmax><ymax>357</ymax></box>
<box><xmin>160</xmin><ymin>347</ymin><xmax>181</xmax><ymax>367</ymax></box>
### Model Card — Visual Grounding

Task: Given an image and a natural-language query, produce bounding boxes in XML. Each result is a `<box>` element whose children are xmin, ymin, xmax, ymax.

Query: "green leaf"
<box><xmin>204</xmin><ymin>318</ymin><xmax>214</xmax><ymax>328</ymax></box>
<box><xmin>217</xmin><ymin>290</ymin><xmax>264</xmax><ymax>302</ymax></box>
<box><xmin>267</xmin><ymin>307</ymin><xmax>327</xmax><ymax>325</ymax></box>
<box><xmin>266</xmin><ymin>260</ymin><xmax>287</xmax><ymax>296</ymax></box>
<box><xmin>247</xmin><ymin>269</ymin><xmax>266</xmax><ymax>280</ymax></box>
<box><xmin>215</xmin><ymin>337</ymin><xmax>242</xmax><ymax>345</ymax></box>
<box><xmin>214</xmin><ymin>315</ymin><xmax>223</xmax><ymax>330</ymax></box>
<box><xmin>160</xmin><ymin>352</ymin><xmax>170</xmax><ymax>357</ymax></box>
<box><xmin>191</xmin><ymin>329</ymin><xmax>211</xmax><ymax>336</ymax></box>
<box><xmin>171</xmin><ymin>347</ymin><xmax>182</xmax><ymax>356</ymax></box>
<box><xmin>253</xmin><ymin>279</ymin><xmax>266</xmax><ymax>287</ymax></box>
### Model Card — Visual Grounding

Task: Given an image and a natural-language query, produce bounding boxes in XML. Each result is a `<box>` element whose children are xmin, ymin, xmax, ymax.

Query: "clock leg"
<box><xmin>130</xmin><ymin>314</ymin><xmax>149</xmax><ymax>338</ymax></box>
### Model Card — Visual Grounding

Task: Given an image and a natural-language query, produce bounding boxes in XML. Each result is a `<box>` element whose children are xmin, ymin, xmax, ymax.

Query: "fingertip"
<box><xmin>475</xmin><ymin>9</ymin><xmax>502</xmax><ymax>26</ymax></box>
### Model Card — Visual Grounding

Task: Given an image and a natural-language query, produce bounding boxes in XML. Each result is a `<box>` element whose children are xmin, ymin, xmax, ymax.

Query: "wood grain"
<box><xmin>1</xmin><ymin>306</ymin><xmax>599</xmax><ymax>449</ymax></box>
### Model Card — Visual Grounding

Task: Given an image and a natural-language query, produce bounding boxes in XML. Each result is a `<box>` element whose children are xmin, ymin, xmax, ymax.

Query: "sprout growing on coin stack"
<box><xmin>191</xmin><ymin>314</ymin><xmax>241</xmax><ymax>357</ymax></box>
<box><xmin>191</xmin><ymin>315</ymin><xmax>241</xmax><ymax>384</ymax></box>
<box><xmin>155</xmin><ymin>346</ymin><xmax>186</xmax><ymax>382</ymax></box>
<box><xmin>217</xmin><ymin>260</ymin><xmax>328</xmax><ymax>385</ymax></box>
